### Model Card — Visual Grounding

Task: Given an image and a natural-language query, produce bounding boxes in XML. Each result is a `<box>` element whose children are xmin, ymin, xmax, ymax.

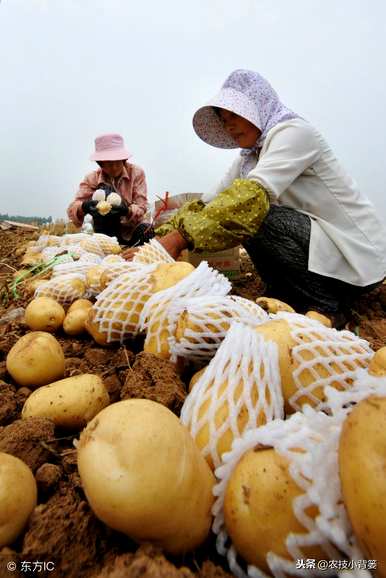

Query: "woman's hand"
<box><xmin>121</xmin><ymin>246</ymin><xmax>139</xmax><ymax>261</ymax></box>
<box><xmin>121</xmin><ymin>230</ymin><xmax>188</xmax><ymax>262</ymax></box>
<box><xmin>155</xmin><ymin>231</ymin><xmax>188</xmax><ymax>260</ymax></box>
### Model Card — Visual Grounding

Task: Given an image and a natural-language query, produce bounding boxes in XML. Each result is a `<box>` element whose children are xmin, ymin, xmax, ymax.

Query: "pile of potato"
<box><xmin>2</xmin><ymin>232</ymin><xmax>385</xmax><ymax>577</ymax></box>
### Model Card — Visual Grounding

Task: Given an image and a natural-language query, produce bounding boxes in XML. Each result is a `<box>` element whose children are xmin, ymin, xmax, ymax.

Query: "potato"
<box><xmin>67</xmin><ymin>298</ymin><xmax>93</xmax><ymax>313</ymax></box>
<box><xmin>24</xmin><ymin>297</ymin><xmax>65</xmax><ymax>332</ymax></box>
<box><xmin>20</xmin><ymin>252</ymin><xmax>43</xmax><ymax>266</ymax></box>
<box><xmin>24</xmin><ymin>279</ymin><xmax>51</xmax><ymax>296</ymax></box>
<box><xmin>85</xmin><ymin>266</ymin><xmax>105</xmax><ymax>292</ymax></box>
<box><xmin>63</xmin><ymin>307</ymin><xmax>91</xmax><ymax>336</ymax></box>
<box><xmin>86</xmin><ymin>261</ymin><xmax>196</xmax><ymax>346</ymax></box>
<box><xmin>305</xmin><ymin>310</ymin><xmax>332</xmax><ymax>327</ymax></box>
<box><xmin>78</xmin><ymin>399</ymin><xmax>215</xmax><ymax>554</ymax></box>
<box><xmin>22</xmin><ymin>374</ymin><xmax>109</xmax><ymax>429</ymax></box>
<box><xmin>151</xmin><ymin>262</ymin><xmax>195</xmax><ymax>292</ymax></box>
<box><xmin>254</xmin><ymin>319</ymin><xmax>369</xmax><ymax>413</ymax></box>
<box><xmin>0</xmin><ymin>452</ymin><xmax>37</xmax><ymax>547</ymax></box>
<box><xmin>85</xmin><ymin>308</ymin><xmax>109</xmax><ymax>346</ymax></box>
<box><xmin>255</xmin><ymin>297</ymin><xmax>295</xmax><ymax>314</ymax></box>
<box><xmin>188</xmin><ymin>367</ymin><xmax>206</xmax><ymax>393</ymax></box>
<box><xmin>339</xmin><ymin>395</ymin><xmax>386</xmax><ymax>575</ymax></box>
<box><xmin>368</xmin><ymin>346</ymin><xmax>386</xmax><ymax>376</ymax></box>
<box><xmin>224</xmin><ymin>448</ymin><xmax>325</xmax><ymax>572</ymax></box>
<box><xmin>6</xmin><ymin>331</ymin><xmax>65</xmax><ymax>387</ymax></box>
<box><xmin>96</xmin><ymin>200</ymin><xmax>112</xmax><ymax>215</ymax></box>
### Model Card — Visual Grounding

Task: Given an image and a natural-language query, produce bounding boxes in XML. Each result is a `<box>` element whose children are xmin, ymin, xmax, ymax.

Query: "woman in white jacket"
<box><xmin>154</xmin><ymin>69</ymin><xmax>386</xmax><ymax>325</ymax></box>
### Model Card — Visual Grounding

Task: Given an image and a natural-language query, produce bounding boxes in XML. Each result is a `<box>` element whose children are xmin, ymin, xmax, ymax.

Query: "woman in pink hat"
<box><xmin>67</xmin><ymin>133</ymin><xmax>154</xmax><ymax>245</ymax></box>
<box><xmin>154</xmin><ymin>70</ymin><xmax>386</xmax><ymax>326</ymax></box>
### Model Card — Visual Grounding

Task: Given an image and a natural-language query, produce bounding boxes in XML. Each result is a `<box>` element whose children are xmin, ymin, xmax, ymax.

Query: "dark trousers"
<box><xmin>243</xmin><ymin>205</ymin><xmax>380</xmax><ymax>314</ymax></box>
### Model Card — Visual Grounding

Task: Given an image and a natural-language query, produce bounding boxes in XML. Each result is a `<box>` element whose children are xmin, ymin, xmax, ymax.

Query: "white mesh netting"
<box><xmin>52</xmin><ymin>256</ymin><xmax>103</xmax><ymax>278</ymax></box>
<box><xmin>212</xmin><ymin>395</ymin><xmax>378</xmax><ymax>578</ymax></box>
<box><xmin>92</xmin><ymin>233</ymin><xmax>121</xmax><ymax>255</ymax></box>
<box><xmin>168</xmin><ymin>295</ymin><xmax>269</xmax><ymax>362</ymax></box>
<box><xmin>35</xmin><ymin>273</ymin><xmax>87</xmax><ymax>304</ymax></box>
<box><xmin>273</xmin><ymin>313</ymin><xmax>373</xmax><ymax>412</ymax></box>
<box><xmin>140</xmin><ymin>262</ymin><xmax>232</xmax><ymax>360</ymax></box>
<box><xmin>132</xmin><ymin>238</ymin><xmax>175</xmax><ymax>264</ymax></box>
<box><xmin>90</xmin><ymin>264</ymin><xmax>159</xmax><ymax>342</ymax></box>
<box><xmin>97</xmin><ymin>261</ymin><xmax>146</xmax><ymax>289</ymax></box>
<box><xmin>180</xmin><ymin>322</ymin><xmax>284</xmax><ymax>469</ymax></box>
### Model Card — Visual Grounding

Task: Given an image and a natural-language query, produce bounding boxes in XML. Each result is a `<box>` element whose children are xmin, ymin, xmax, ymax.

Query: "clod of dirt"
<box><xmin>198</xmin><ymin>561</ymin><xmax>235</xmax><ymax>578</ymax></box>
<box><xmin>0</xmin><ymin>381</ymin><xmax>18</xmax><ymax>425</ymax></box>
<box><xmin>22</xmin><ymin>481</ymin><xmax>112</xmax><ymax>578</ymax></box>
<box><xmin>120</xmin><ymin>352</ymin><xmax>187</xmax><ymax>414</ymax></box>
<box><xmin>35</xmin><ymin>463</ymin><xmax>62</xmax><ymax>493</ymax></box>
<box><xmin>15</xmin><ymin>387</ymin><xmax>32</xmax><ymax>407</ymax></box>
<box><xmin>0</xmin><ymin>417</ymin><xmax>56</xmax><ymax>472</ymax></box>
<box><xmin>94</xmin><ymin>544</ymin><xmax>194</xmax><ymax>578</ymax></box>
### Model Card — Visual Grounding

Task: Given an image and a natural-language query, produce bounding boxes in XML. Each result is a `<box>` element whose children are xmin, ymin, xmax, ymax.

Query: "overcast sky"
<box><xmin>1</xmin><ymin>0</ymin><xmax>386</xmax><ymax>221</ymax></box>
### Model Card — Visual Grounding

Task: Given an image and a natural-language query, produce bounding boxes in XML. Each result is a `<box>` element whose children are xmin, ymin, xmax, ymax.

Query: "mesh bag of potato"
<box><xmin>180</xmin><ymin>322</ymin><xmax>284</xmax><ymax>469</ymax></box>
<box><xmin>89</xmin><ymin>264</ymin><xmax>160</xmax><ymax>342</ymax></box>
<box><xmin>168</xmin><ymin>295</ymin><xmax>269</xmax><ymax>362</ymax></box>
<box><xmin>255</xmin><ymin>312</ymin><xmax>373</xmax><ymax>413</ymax></box>
<box><xmin>211</xmin><ymin>412</ymin><xmax>350</xmax><ymax>578</ymax></box>
<box><xmin>35</xmin><ymin>273</ymin><xmax>87</xmax><ymax>304</ymax></box>
<box><xmin>132</xmin><ymin>238</ymin><xmax>175</xmax><ymax>264</ymax></box>
<box><xmin>96</xmin><ymin>261</ymin><xmax>146</xmax><ymax>289</ymax></box>
<box><xmin>212</xmin><ymin>368</ymin><xmax>386</xmax><ymax>578</ymax></box>
<box><xmin>52</xmin><ymin>256</ymin><xmax>102</xmax><ymax>278</ymax></box>
<box><xmin>140</xmin><ymin>262</ymin><xmax>232</xmax><ymax>360</ymax></box>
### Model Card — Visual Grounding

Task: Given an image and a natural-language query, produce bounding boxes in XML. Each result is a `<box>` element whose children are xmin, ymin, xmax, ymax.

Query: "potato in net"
<box><xmin>86</xmin><ymin>261</ymin><xmax>196</xmax><ymax>344</ymax></box>
<box><xmin>213</xmin><ymin>374</ymin><xmax>386</xmax><ymax>578</ymax></box>
<box><xmin>132</xmin><ymin>238</ymin><xmax>175</xmax><ymax>264</ymax></box>
<box><xmin>255</xmin><ymin>312</ymin><xmax>372</xmax><ymax>413</ymax></box>
<box><xmin>168</xmin><ymin>295</ymin><xmax>268</xmax><ymax>362</ymax></box>
<box><xmin>141</xmin><ymin>263</ymin><xmax>232</xmax><ymax>360</ymax></box>
<box><xmin>35</xmin><ymin>273</ymin><xmax>87</xmax><ymax>304</ymax></box>
<box><xmin>180</xmin><ymin>322</ymin><xmax>284</xmax><ymax>469</ymax></box>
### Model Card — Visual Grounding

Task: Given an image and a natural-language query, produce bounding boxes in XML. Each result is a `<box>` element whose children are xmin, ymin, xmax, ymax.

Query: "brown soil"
<box><xmin>0</xmin><ymin>227</ymin><xmax>385</xmax><ymax>578</ymax></box>
<box><xmin>0</xmin><ymin>417</ymin><xmax>56</xmax><ymax>472</ymax></box>
<box><xmin>120</xmin><ymin>352</ymin><xmax>187</xmax><ymax>414</ymax></box>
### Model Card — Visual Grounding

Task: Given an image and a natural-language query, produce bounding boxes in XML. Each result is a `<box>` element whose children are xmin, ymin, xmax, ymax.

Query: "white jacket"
<box><xmin>207</xmin><ymin>118</ymin><xmax>386</xmax><ymax>286</ymax></box>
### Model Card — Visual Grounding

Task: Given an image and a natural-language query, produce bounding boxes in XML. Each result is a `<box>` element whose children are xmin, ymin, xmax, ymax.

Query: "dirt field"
<box><xmin>0</xmin><ymin>227</ymin><xmax>385</xmax><ymax>578</ymax></box>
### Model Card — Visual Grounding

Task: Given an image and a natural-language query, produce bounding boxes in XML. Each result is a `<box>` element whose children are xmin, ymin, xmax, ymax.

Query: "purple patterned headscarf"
<box><xmin>193</xmin><ymin>69</ymin><xmax>300</xmax><ymax>177</ymax></box>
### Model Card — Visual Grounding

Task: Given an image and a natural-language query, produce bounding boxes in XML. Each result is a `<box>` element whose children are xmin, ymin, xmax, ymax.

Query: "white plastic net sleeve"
<box><xmin>35</xmin><ymin>273</ymin><xmax>87</xmax><ymax>304</ymax></box>
<box><xmin>169</xmin><ymin>295</ymin><xmax>269</xmax><ymax>362</ymax></box>
<box><xmin>140</xmin><ymin>262</ymin><xmax>231</xmax><ymax>359</ymax></box>
<box><xmin>91</xmin><ymin>264</ymin><xmax>158</xmax><ymax>342</ymax></box>
<box><xmin>274</xmin><ymin>312</ymin><xmax>373</xmax><ymax>412</ymax></box>
<box><xmin>132</xmin><ymin>238</ymin><xmax>175</xmax><ymax>264</ymax></box>
<box><xmin>212</xmin><ymin>373</ymin><xmax>386</xmax><ymax>578</ymax></box>
<box><xmin>180</xmin><ymin>321</ymin><xmax>284</xmax><ymax>469</ymax></box>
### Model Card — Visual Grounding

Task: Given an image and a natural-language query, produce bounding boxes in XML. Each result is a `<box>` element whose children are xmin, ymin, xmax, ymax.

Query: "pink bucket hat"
<box><xmin>90</xmin><ymin>133</ymin><xmax>131</xmax><ymax>161</ymax></box>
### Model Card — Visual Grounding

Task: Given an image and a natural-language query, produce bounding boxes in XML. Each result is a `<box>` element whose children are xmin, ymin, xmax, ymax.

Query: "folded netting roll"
<box><xmin>180</xmin><ymin>322</ymin><xmax>284</xmax><ymax>469</ymax></box>
<box><xmin>212</xmin><ymin>401</ymin><xmax>372</xmax><ymax>578</ymax></box>
<box><xmin>132</xmin><ymin>238</ymin><xmax>175</xmax><ymax>264</ymax></box>
<box><xmin>168</xmin><ymin>295</ymin><xmax>269</xmax><ymax>362</ymax></box>
<box><xmin>254</xmin><ymin>312</ymin><xmax>373</xmax><ymax>413</ymax></box>
<box><xmin>141</xmin><ymin>262</ymin><xmax>232</xmax><ymax>360</ymax></box>
<box><xmin>35</xmin><ymin>273</ymin><xmax>87</xmax><ymax>304</ymax></box>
